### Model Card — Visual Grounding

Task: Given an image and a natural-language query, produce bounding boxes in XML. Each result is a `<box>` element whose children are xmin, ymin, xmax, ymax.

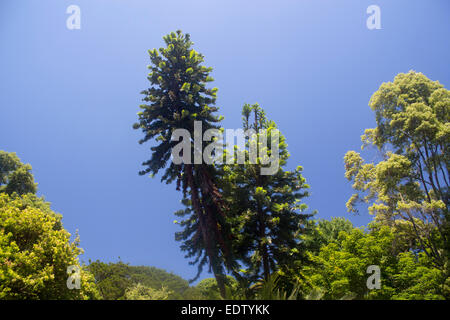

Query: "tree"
<box><xmin>304</xmin><ymin>223</ymin><xmax>447</xmax><ymax>299</ymax></box>
<box><xmin>133</xmin><ymin>30</ymin><xmax>234</xmax><ymax>297</ymax></box>
<box><xmin>302</xmin><ymin>217</ymin><xmax>355</xmax><ymax>253</ymax></box>
<box><xmin>195</xmin><ymin>277</ymin><xmax>226</xmax><ymax>300</ymax></box>
<box><xmin>191</xmin><ymin>276</ymin><xmax>248</xmax><ymax>300</ymax></box>
<box><xmin>344</xmin><ymin>71</ymin><xmax>449</xmax><ymax>274</ymax></box>
<box><xmin>221</xmin><ymin>104</ymin><xmax>313</xmax><ymax>285</ymax></box>
<box><xmin>0</xmin><ymin>151</ymin><xmax>37</xmax><ymax>196</ymax></box>
<box><xmin>87</xmin><ymin>260</ymin><xmax>132</xmax><ymax>300</ymax></box>
<box><xmin>124</xmin><ymin>283</ymin><xmax>172</xmax><ymax>300</ymax></box>
<box><xmin>0</xmin><ymin>193</ymin><xmax>99</xmax><ymax>299</ymax></box>
<box><xmin>1</xmin><ymin>150</ymin><xmax>62</xmax><ymax>229</ymax></box>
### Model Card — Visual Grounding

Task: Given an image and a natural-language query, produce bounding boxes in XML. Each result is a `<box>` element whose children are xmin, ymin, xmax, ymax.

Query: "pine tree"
<box><xmin>221</xmin><ymin>104</ymin><xmax>314</xmax><ymax>285</ymax></box>
<box><xmin>133</xmin><ymin>30</ymin><xmax>233</xmax><ymax>297</ymax></box>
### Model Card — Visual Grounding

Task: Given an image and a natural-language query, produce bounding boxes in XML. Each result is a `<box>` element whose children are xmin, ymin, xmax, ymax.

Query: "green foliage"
<box><xmin>304</xmin><ymin>223</ymin><xmax>447</xmax><ymax>300</ymax></box>
<box><xmin>193</xmin><ymin>275</ymin><xmax>301</xmax><ymax>300</ymax></box>
<box><xmin>87</xmin><ymin>261</ymin><xmax>132</xmax><ymax>300</ymax></box>
<box><xmin>0</xmin><ymin>151</ymin><xmax>37</xmax><ymax>196</ymax></box>
<box><xmin>251</xmin><ymin>274</ymin><xmax>300</xmax><ymax>300</ymax></box>
<box><xmin>1</xmin><ymin>151</ymin><xmax>64</xmax><ymax>230</ymax></box>
<box><xmin>195</xmin><ymin>277</ymin><xmax>224</xmax><ymax>300</ymax></box>
<box><xmin>193</xmin><ymin>276</ymin><xmax>241</xmax><ymax>300</ymax></box>
<box><xmin>87</xmin><ymin>260</ymin><xmax>202</xmax><ymax>300</ymax></box>
<box><xmin>3</xmin><ymin>38</ymin><xmax>448</xmax><ymax>302</ymax></box>
<box><xmin>133</xmin><ymin>29</ymin><xmax>222</xmax><ymax>180</ymax></box>
<box><xmin>344</xmin><ymin>71</ymin><xmax>449</xmax><ymax>287</ymax></box>
<box><xmin>303</xmin><ymin>218</ymin><xmax>354</xmax><ymax>253</ymax></box>
<box><xmin>393</xmin><ymin>251</ymin><xmax>448</xmax><ymax>299</ymax></box>
<box><xmin>220</xmin><ymin>104</ymin><xmax>314</xmax><ymax>285</ymax></box>
<box><xmin>124</xmin><ymin>283</ymin><xmax>172</xmax><ymax>300</ymax></box>
<box><xmin>134</xmin><ymin>30</ymin><xmax>236</xmax><ymax>297</ymax></box>
<box><xmin>0</xmin><ymin>193</ymin><xmax>99</xmax><ymax>299</ymax></box>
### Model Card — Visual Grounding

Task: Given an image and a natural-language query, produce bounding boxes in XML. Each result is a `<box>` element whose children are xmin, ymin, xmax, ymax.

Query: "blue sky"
<box><xmin>1</xmin><ymin>0</ymin><xmax>449</xmax><ymax>283</ymax></box>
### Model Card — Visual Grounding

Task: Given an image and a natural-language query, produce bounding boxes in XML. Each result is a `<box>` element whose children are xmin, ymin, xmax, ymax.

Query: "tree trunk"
<box><xmin>258</xmin><ymin>205</ymin><xmax>270</xmax><ymax>281</ymax></box>
<box><xmin>184</xmin><ymin>164</ymin><xmax>228</xmax><ymax>298</ymax></box>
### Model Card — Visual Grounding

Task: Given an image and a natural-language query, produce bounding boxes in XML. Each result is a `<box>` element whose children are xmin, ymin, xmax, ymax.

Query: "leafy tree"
<box><xmin>124</xmin><ymin>283</ymin><xmax>172</xmax><ymax>300</ymax></box>
<box><xmin>221</xmin><ymin>104</ymin><xmax>313</xmax><ymax>285</ymax></box>
<box><xmin>303</xmin><ymin>217</ymin><xmax>354</xmax><ymax>253</ymax></box>
<box><xmin>133</xmin><ymin>30</ymin><xmax>234</xmax><ymax>297</ymax></box>
<box><xmin>344</xmin><ymin>71</ymin><xmax>449</xmax><ymax>274</ymax></box>
<box><xmin>0</xmin><ymin>151</ymin><xmax>37</xmax><ymax>196</ymax></box>
<box><xmin>178</xmin><ymin>286</ymin><xmax>206</xmax><ymax>300</ymax></box>
<box><xmin>0</xmin><ymin>193</ymin><xmax>99</xmax><ymax>299</ymax></box>
<box><xmin>195</xmin><ymin>277</ymin><xmax>225</xmax><ymax>300</ymax></box>
<box><xmin>1</xmin><ymin>151</ymin><xmax>63</xmax><ymax>230</ymax></box>
<box><xmin>87</xmin><ymin>260</ymin><xmax>132</xmax><ymax>300</ymax></box>
<box><xmin>193</xmin><ymin>276</ymin><xmax>240</xmax><ymax>300</ymax></box>
<box><xmin>304</xmin><ymin>223</ymin><xmax>447</xmax><ymax>299</ymax></box>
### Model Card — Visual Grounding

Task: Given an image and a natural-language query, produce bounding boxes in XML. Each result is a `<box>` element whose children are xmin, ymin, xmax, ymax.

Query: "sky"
<box><xmin>0</xmin><ymin>0</ymin><xmax>449</xmax><ymax>283</ymax></box>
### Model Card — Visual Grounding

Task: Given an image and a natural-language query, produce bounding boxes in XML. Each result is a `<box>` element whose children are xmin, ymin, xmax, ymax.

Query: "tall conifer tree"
<box><xmin>133</xmin><ymin>31</ymin><xmax>233</xmax><ymax>297</ymax></box>
<box><xmin>221</xmin><ymin>104</ymin><xmax>313</xmax><ymax>285</ymax></box>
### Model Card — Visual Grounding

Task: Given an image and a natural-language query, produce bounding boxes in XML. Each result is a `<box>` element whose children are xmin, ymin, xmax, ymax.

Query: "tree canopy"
<box><xmin>0</xmin><ymin>193</ymin><xmax>99</xmax><ymax>299</ymax></box>
<box><xmin>304</xmin><ymin>222</ymin><xmax>448</xmax><ymax>300</ymax></box>
<box><xmin>344</xmin><ymin>71</ymin><xmax>449</xmax><ymax>280</ymax></box>
<box><xmin>0</xmin><ymin>151</ymin><xmax>37</xmax><ymax>196</ymax></box>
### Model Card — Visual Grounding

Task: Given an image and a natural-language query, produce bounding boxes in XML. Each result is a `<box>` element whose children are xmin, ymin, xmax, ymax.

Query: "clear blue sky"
<box><xmin>1</xmin><ymin>0</ymin><xmax>449</xmax><ymax>282</ymax></box>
